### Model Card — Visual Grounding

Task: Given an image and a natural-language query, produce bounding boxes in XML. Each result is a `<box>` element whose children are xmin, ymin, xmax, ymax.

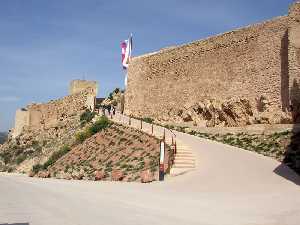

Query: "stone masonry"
<box><xmin>69</xmin><ymin>80</ymin><xmax>98</xmax><ymax>95</ymax></box>
<box><xmin>125</xmin><ymin>2</ymin><xmax>300</xmax><ymax>127</ymax></box>
<box><xmin>12</xmin><ymin>80</ymin><xmax>98</xmax><ymax>138</ymax></box>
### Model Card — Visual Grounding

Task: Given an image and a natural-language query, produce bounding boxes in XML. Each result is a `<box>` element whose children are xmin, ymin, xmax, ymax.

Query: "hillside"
<box><xmin>42</xmin><ymin>123</ymin><xmax>172</xmax><ymax>182</ymax></box>
<box><xmin>0</xmin><ymin>113</ymin><xmax>173</xmax><ymax>182</ymax></box>
<box><xmin>0</xmin><ymin>111</ymin><xmax>83</xmax><ymax>173</ymax></box>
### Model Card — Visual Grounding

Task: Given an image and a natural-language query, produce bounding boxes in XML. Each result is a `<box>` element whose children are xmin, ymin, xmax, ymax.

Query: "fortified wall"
<box><xmin>125</xmin><ymin>2</ymin><xmax>300</xmax><ymax>127</ymax></box>
<box><xmin>12</xmin><ymin>80</ymin><xmax>98</xmax><ymax>138</ymax></box>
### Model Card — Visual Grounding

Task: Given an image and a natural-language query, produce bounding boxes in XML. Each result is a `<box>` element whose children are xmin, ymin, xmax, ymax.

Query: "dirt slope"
<box><xmin>46</xmin><ymin>123</ymin><xmax>172</xmax><ymax>182</ymax></box>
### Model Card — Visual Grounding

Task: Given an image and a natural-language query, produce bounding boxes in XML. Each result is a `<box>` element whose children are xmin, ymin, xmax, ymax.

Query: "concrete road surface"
<box><xmin>0</xmin><ymin>132</ymin><xmax>299</xmax><ymax>225</ymax></box>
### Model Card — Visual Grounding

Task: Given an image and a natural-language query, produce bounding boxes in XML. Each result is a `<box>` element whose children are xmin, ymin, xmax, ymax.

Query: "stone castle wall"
<box><xmin>12</xmin><ymin>85</ymin><xmax>97</xmax><ymax>138</ymax></box>
<box><xmin>124</xmin><ymin>3</ymin><xmax>300</xmax><ymax>126</ymax></box>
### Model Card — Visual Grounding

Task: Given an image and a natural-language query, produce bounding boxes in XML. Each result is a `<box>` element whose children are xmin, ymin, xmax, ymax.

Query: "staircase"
<box><xmin>106</xmin><ymin>111</ymin><xmax>196</xmax><ymax>177</ymax></box>
<box><xmin>169</xmin><ymin>138</ymin><xmax>196</xmax><ymax>176</ymax></box>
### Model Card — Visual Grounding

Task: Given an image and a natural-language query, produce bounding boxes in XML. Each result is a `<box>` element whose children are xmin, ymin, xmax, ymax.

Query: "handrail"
<box><xmin>99</xmin><ymin>107</ymin><xmax>177</xmax><ymax>169</ymax></box>
<box><xmin>100</xmin><ymin>107</ymin><xmax>177</xmax><ymax>150</ymax></box>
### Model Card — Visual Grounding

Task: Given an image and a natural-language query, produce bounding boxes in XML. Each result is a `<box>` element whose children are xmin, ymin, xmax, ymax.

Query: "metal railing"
<box><xmin>100</xmin><ymin>108</ymin><xmax>177</xmax><ymax>165</ymax></box>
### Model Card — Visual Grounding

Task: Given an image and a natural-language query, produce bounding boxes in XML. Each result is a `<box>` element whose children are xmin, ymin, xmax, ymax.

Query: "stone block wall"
<box><xmin>69</xmin><ymin>80</ymin><xmax>98</xmax><ymax>96</ymax></box>
<box><xmin>124</xmin><ymin>2</ymin><xmax>300</xmax><ymax>126</ymax></box>
<box><xmin>12</xmin><ymin>86</ymin><xmax>97</xmax><ymax>137</ymax></box>
<box><xmin>288</xmin><ymin>2</ymin><xmax>300</xmax><ymax>122</ymax></box>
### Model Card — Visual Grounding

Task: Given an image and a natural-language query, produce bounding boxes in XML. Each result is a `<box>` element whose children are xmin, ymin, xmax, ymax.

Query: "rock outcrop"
<box><xmin>161</xmin><ymin>97</ymin><xmax>292</xmax><ymax>128</ymax></box>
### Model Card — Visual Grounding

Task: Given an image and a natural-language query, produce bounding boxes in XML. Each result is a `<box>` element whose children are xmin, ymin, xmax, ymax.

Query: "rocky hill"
<box><xmin>0</xmin><ymin>113</ymin><xmax>173</xmax><ymax>182</ymax></box>
<box><xmin>0</xmin><ymin>110</ymin><xmax>83</xmax><ymax>173</ymax></box>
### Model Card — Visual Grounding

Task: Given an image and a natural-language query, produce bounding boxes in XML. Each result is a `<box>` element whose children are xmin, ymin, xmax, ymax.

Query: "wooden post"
<box><xmin>140</xmin><ymin>120</ymin><xmax>142</xmax><ymax>130</ymax></box>
<box><xmin>151</xmin><ymin>124</ymin><xmax>154</xmax><ymax>135</ymax></box>
<box><xmin>163</xmin><ymin>128</ymin><xmax>166</xmax><ymax>141</ymax></box>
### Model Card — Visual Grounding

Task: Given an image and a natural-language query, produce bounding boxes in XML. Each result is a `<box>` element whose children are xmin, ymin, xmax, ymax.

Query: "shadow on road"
<box><xmin>274</xmin><ymin>164</ymin><xmax>300</xmax><ymax>185</ymax></box>
<box><xmin>274</xmin><ymin>79</ymin><xmax>300</xmax><ymax>185</ymax></box>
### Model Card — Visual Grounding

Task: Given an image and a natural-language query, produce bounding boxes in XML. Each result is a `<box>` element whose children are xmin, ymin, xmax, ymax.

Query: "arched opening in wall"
<box><xmin>281</xmin><ymin>30</ymin><xmax>289</xmax><ymax>112</ymax></box>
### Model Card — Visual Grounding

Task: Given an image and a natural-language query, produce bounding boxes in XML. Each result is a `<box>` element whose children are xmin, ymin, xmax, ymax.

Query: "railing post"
<box><xmin>159</xmin><ymin>140</ymin><xmax>165</xmax><ymax>181</ymax></box>
<box><xmin>151</xmin><ymin>124</ymin><xmax>154</xmax><ymax>135</ymax></box>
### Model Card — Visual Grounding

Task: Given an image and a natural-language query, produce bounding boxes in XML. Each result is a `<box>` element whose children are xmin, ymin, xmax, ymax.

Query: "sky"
<box><xmin>0</xmin><ymin>0</ymin><xmax>294</xmax><ymax>132</ymax></box>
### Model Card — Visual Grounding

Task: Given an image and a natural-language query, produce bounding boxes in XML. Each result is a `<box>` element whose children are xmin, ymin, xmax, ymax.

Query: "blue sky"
<box><xmin>0</xmin><ymin>0</ymin><xmax>294</xmax><ymax>131</ymax></box>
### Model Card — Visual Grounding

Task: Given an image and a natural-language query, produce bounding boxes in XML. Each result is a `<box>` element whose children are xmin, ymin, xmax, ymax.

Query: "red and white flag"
<box><xmin>121</xmin><ymin>34</ymin><xmax>133</xmax><ymax>69</ymax></box>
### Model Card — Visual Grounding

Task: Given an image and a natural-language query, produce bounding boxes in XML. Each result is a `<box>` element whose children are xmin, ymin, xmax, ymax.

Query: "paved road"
<box><xmin>1</xmin><ymin>132</ymin><xmax>300</xmax><ymax>225</ymax></box>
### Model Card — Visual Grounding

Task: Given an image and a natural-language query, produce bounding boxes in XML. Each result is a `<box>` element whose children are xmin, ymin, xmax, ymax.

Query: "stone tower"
<box><xmin>69</xmin><ymin>80</ymin><xmax>98</xmax><ymax>96</ymax></box>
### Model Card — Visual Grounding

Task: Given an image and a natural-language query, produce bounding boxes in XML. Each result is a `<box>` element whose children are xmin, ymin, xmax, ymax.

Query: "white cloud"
<box><xmin>0</xmin><ymin>96</ymin><xmax>20</xmax><ymax>102</ymax></box>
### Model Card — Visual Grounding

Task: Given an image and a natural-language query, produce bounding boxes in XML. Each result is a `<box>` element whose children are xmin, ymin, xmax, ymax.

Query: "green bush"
<box><xmin>75</xmin><ymin>131</ymin><xmax>89</xmax><ymax>143</ymax></box>
<box><xmin>43</xmin><ymin>145</ymin><xmax>71</xmax><ymax>170</ymax></box>
<box><xmin>89</xmin><ymin>116</ymin><xmax>110</xmax><ymax>134</ymax></box>
<box><xmin>32</xmin><ymin>163</ymin><xmax>43</xmax><ymax>173</ymax></box>
<box><xmin>80</xmin><ymin>109</ymin><xmax>96</xmax><ymax>123</ymax></box>
<box><xmin>16</xmin><ymin>155</ymin><xmax>26</xmax><ymax>165</ymax></box>
<box><xmin>76</xmin><ymin>116</ymin><xmax>111</xmax><ymax>143</ymax></box>
<box><xmin>142</xmin><ymin>117</ymin><xmax>154</xmax><ymax>123</ymax></box>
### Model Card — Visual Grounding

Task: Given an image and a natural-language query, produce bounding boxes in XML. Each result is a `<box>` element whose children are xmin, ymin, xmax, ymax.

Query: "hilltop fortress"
<box><xmin>125</xmin><ymin>2</ymin><xmax>300</xmax><ymax>127</ymax></box>
<box><xmin>12</xmin><ymin>80</ymin><xmax>98</xmax><ymax>138</ymax></box>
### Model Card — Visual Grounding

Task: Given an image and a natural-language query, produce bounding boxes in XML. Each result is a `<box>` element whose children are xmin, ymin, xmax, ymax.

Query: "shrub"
<box><xmin>16</xmin><ymin>155</ymin><xmax>26</xmax><ymax>165</ymax></box>
<box><xmin>142</xmin><ymin>117</ymin><xmax>154</xmax><ymax>123</ymax></box>
<box><xmin>75</xmin><ymin>131</ymin><xmax>89</xmax><ymax>143</ymax></box>
<box><xmin>88</xmin><ymin>116</ymin><xmax>111</xmax><ymax>135</ymax></box>
<box><xmin>32</xmin><ymin>163</ymin><xmax>43</xmax><ymax>173</ymax></box>
<box><xmin>76</xmin><ymin>116</ymin><xmax>111</xmax><ymax>143</ymax></box>
<box><xmin>80</xmin><ymin>109</ymin><xmax>96</xmax><ymax>123</ymax></box>
<box><xmin>43</xmin><ymin>145</ymin><xmax>71</xmax><ymax>169</ymax></box>
<box><xmin>0</xmin><ymin>152</ymin><xmax>12</xmax><ymax>164</ymax></box>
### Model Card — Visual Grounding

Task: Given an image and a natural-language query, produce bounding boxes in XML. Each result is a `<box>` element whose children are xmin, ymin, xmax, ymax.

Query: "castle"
<box><xmin>12</xmin><ymin>80</ymin><xmax>98</xmax><ymax>138</ymax></box>
<box><xmin>124</xmin><ymin>2</ymin><xmax>300</xmax><ymax>127</ymax></box>
<box><xmin>11</xmin><ymin>2</ymin><xmax>300</xmax><ymax>136</ymax></box>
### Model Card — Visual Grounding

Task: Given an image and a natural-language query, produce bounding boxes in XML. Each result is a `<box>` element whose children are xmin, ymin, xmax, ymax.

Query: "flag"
<box><xmin>121</xmin><ymin>34</ymin><xmax>133</xmax><ymax>69</ymax></box>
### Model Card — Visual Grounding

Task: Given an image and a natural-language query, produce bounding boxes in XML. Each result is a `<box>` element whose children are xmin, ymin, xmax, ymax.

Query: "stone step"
<box><xmin>176</xmin><ymin>153</ymin><xmax>194</xmax><ymax>158</ymax></box>
<box><xmin>175</xmin><ymin>158</ymin><xmax>196</xmax><ymax>162</ymax></box>
<box><xmin>170</xmin><ymin>168</ymin><xmax>195</xmax><ymax>176</ymax></box>
<box><xmin>172</xmin><ymin>164</ymin><xmax>196</xmax><ymax>169</ymax></box>
<box><xmin>172</xmin><ymin>162</ymin><xmax>196</xmax><ymax>168</ymax></box>
<box><xmin>176</xmin><ymin>150</ymin><xmax>193</xmax><ymax>154</ymax></box>
<box><xmin>174</xmin><ymin>158</ymin><xmax>195</xmax><ymax>163</ymax></box>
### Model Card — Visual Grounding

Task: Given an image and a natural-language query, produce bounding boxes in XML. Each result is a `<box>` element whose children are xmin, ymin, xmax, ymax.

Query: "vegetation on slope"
<box><xmin>37</xmin><ymin>123</ymin><xmax>172</xmax><ymax>182</ymax></box>
<box><xmin>0</xmin><ymin>110</ymin><xmax>88</xmax><ymax>173</ymax></box>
